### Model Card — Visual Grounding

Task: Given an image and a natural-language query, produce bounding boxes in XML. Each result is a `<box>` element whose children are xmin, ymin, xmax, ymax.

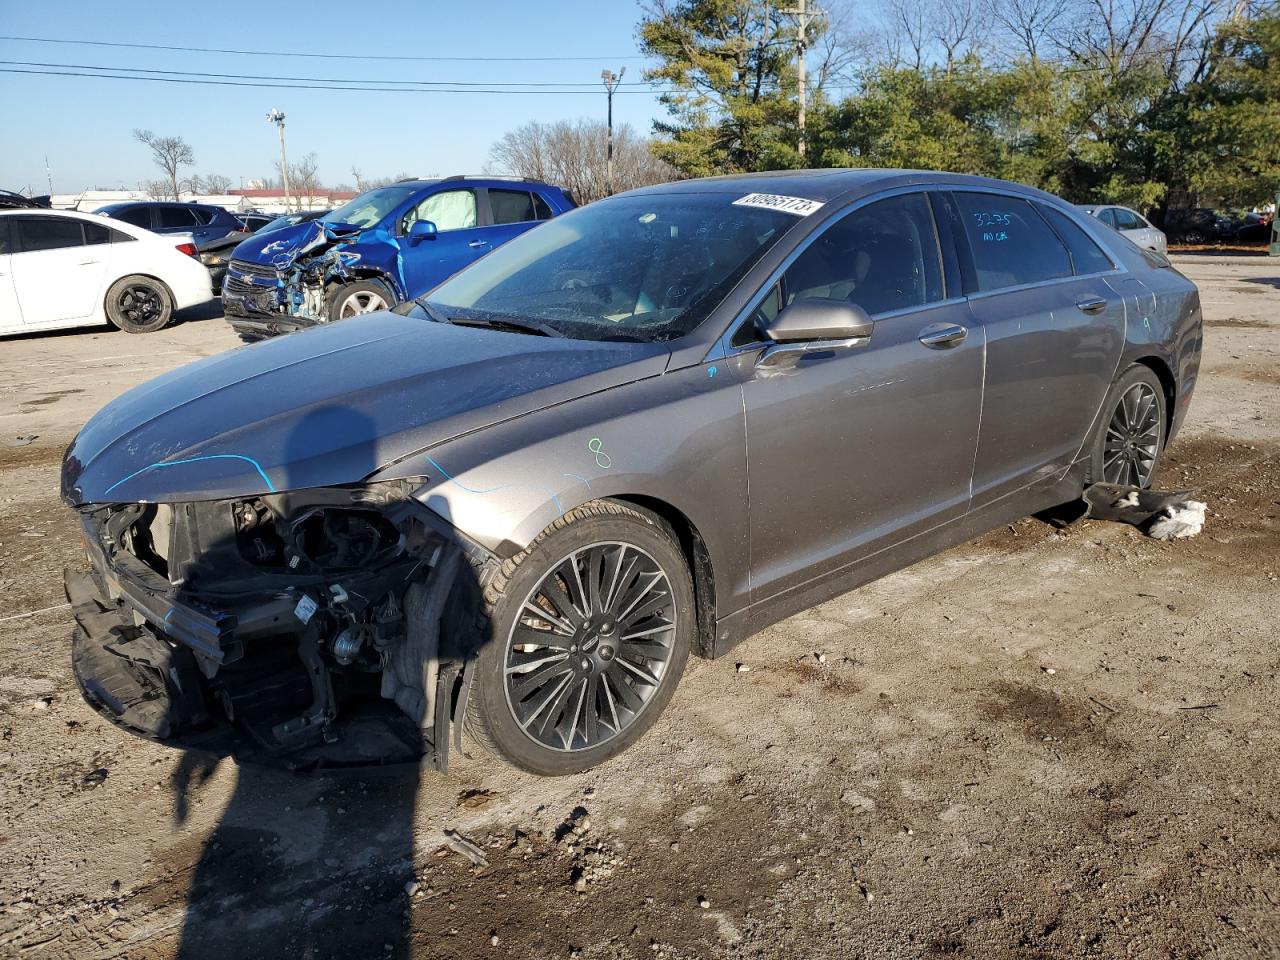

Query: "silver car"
<box><xmin>1078</xmin><ymin>204</ymin><xmax>1169</xmax><ymax>253</ymax></box>
<box><xmin>63</xmin><ymin>171</ymin><xmax>1202</xmax><ymax>776</ymax></box>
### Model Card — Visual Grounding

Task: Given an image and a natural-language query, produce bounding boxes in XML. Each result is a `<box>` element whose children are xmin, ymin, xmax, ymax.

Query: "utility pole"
<box><xmin>601</xmin><ymin>67</ymin><xmax>625</xmax><ymax>196</ymax></box>
<box><xmin>44</xmin><ymin>154</ymin><xmax>52</xmax><ymax>197</ymax></box>
<box><xmin>267</xmin><ymin>108</ymin><xmax>292</xmax><ymax>213</ymax></box>
<box><xmin>783</xmin><ymin>0</ymin><xmax>810</xmax><ymax>161</ymax></box>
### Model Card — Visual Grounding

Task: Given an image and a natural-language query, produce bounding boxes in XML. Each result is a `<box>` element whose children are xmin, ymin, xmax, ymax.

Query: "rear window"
<box><xmin>954</xmin><ymin>192</ymin><xmax>1072</xmax><ymax>292</ymax></box>
<box><xmin>533</xmin><ymin>193</ymin><xmax>554</xmax><ymax>220</ymax></box>
<box><xmin>1039</xmin><ymin>206</ymin><xmax>1115</xmax><ymax>275</ymax></box>
<box><xmin>115</xmin><ymin>206</ymin><xmax>152</xmax><ymax>227</ymax></box>
<box><xmin>156</xmin><ymin>206</ymin><xmax>199</xmax><ymax>228</ymax></box>
<box><xmin>188</xmin><ymin>208</ymin><xmax>215</xmax><ymax>225</ymax></box>
<box><xmin>489</xmin><ymin>189</ymin><xmax>538</xmax><ymax>225</ymax></box>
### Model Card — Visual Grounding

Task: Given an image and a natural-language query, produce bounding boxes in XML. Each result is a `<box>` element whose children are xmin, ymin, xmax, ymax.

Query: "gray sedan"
<box><xmin>63</xmin><ymin>170</ymin><xmax>1201</xmax><ymax>776</ymax></box>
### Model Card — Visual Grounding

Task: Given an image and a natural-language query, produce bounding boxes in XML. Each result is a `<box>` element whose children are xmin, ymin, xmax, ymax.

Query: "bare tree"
<box><xmin>277</xmin><ymin>153</ymin><xmax>321</xmax><ymax>209</ymax></box>
<box><xmin>133</xmin><ymin>129</ymin><xmax>194</xmax><ymax>200</ymax></box>
<box><xmin>202</xmin><ymin>173</ymin><xmax>233</xmax><ymax>193</ymax></box>
<box><xmin>488</xmin><ymin>119</ymin><xmax>676</xmax><ymax>204</ymax></box>
<box><xmin>886</xmin><ymin>0</ymin><xmax>930</xmax><ymax>68</ymax></box>
<box><xmin>1062</xmin><ymin>0</ymin><xmax>1229</xmax><ymax>85</ymax></box>
<box><xmin>933</xmin><ymin>0</ymin><xmax>990</xmax><ymax>71</ymax></box>
<box><xmin>986</xmin><ymin>0</ymin><xmax>1071</xmax><ymax>60</ymax></box>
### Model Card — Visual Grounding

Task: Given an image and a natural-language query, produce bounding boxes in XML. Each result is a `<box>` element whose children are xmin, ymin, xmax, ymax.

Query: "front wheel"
<box><xmin>327</xmin><ymin>280</ymin><xmax>396</xmax><ymax>322</ymax></box>
<box><xmin>466</xmin><ymin>502</ymin><xmax>694</xmax><ymax>775</ymax></box>
<box><xmin>1087</xmin><ymin>364</ymin><xmax>1167</xmax><ymax>488</ymax></box>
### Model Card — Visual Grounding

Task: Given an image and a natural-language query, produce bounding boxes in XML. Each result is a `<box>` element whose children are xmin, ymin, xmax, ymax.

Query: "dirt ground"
<box><xmin>0</xmin><ymin>258</ymin><xmax>1276</xmax><ymax>960</ymax></box>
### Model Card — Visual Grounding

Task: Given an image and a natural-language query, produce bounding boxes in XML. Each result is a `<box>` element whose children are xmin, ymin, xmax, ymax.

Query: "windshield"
<box><xmin>424</xmin><ymin>194</ymin><xmax>800</xmax><ymax>342</ymax></box>
<box><xmin>322</xmin><ymin>185</ymin><xmax>421</xmax><ymax>229</ymax></box>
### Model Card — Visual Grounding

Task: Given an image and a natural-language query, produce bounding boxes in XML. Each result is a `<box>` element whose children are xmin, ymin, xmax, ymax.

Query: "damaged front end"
<box><xmin>223</xmin><ymin>221</ymin><xmax>401</xmax><ymax>339</ymax></box>
<box><xmin>65</xmin><ymin>481</ymin><xmax>492</xmax><ymax>772</ymax></box>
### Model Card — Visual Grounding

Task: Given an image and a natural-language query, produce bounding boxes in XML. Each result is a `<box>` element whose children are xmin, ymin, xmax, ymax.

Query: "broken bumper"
<box><xmin>65</xmin><ymin>495</ymin><xmax>484</xmax><ymax>773</ymax></box>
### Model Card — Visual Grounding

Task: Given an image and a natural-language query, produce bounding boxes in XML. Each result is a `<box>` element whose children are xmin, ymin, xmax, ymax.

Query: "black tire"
<box><xmin>105</xmin><ymin>275</ymin><xmax>173</xmax><ymax>334</ymax></box>
<box><xmin>466</xmin><ymin>501</ymin><xmax>694</xmax><ymax>776</ymax></box>
<box><xmin>1180</xmin><ymin>228</ymin><xmax>1206</xmax><ymax>245</ymax></box>
<box><xmin>327</xmin><ymin>279</ymin><xmax>397</xmax><ymax>323</ymax></box>
<box><xmin>1086</xmin><ymin>364</ymin><xmax>1167</xmax><ymax>488</ymax></box>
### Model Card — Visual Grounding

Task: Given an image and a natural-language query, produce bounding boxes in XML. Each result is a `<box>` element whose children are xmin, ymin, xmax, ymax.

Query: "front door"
<box><xmin>742</xmin><ymin>192</ymin><xmax>985</xmax><ymax>606</ymax></box>
<box><xmin>9</xmin><ymin>216</ymin><xmax>107</xmax><ymax>326</ymax></box>
<box><xmin>0</xmin><ymin>220</ymin><xmax>22</xmax><ymax>330</ymax></box>
<box><xmin>398</xmin><ymin>188</ymin><xmax>485</xmax><ymax>297</ymax></box>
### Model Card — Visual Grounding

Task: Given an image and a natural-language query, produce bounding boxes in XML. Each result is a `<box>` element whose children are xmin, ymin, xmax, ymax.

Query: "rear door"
<box><xmin>948</xmin><ymin>192</ymin><xmax>1126</xmax><ymax>506</ymax></box>
<box><xmin>477</xmin><ymin>187</ymin><xmax>556</xmax><ymax>250</ymax></box>
<box><xmin>0</xmin><ymin>220</ymin><xmax>22</xmax><ymax>331</ymax></box>
<box><xmin>741</xmin><ymin>191</ymin><xmax>984</xmax><ymax>604</ymax></box>
<box><xmin>9</xmin><ymin>216</ymin><xmax>109</xmax><ymax>325</ymax></box>
<box><xmin>154</xmin><ymin>204</ymin><xmax>202</xmax><ymax>238</ymax></box>
<box><xmin>397</xmin><ymin>187</ymin><xmax>481</xmax><ymax>296</ymax></box>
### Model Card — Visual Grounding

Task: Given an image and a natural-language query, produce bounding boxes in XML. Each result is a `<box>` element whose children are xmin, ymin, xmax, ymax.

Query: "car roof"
<box><xmin>618</xmin><ymin>169</ymin><xmax>1070</xmax><ymax>207</ymax></box>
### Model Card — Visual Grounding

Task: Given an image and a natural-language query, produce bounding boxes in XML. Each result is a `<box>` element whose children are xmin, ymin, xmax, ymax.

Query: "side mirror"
<box><xmin>408</xmin><ymin>219</ymin><xmax>438</xmax><ymax>244</ymax></box>
<box><xmin>756</xmin><ymin>298</ymin><xmax>874</xmax><ymax>372</ymax></box>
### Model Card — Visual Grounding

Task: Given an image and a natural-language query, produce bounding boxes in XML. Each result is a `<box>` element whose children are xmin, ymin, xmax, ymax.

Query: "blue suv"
<box><xmin>96</xmin><ymin>201</ymin><xmax>246</xmax><ymax>245</ymax></box>
<box><xmin>222</xmin><ymin>176</ymin><xmax>575</xmax><ymax>340</ymax></box>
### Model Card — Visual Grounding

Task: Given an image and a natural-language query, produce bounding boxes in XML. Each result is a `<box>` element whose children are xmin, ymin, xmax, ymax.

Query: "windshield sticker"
<box><xmin>732</xmin><ymin>193</ymin><xmax>825</xmax><ymax>216</ymax></box>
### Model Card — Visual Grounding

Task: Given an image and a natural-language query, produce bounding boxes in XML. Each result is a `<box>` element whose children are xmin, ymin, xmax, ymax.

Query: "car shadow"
<box><xmin>160</xmin><ymin>405</ymin><xmax>486</xmax><ymax>959</ymax></box>
<box><xmin>171</xmin><ymin>298</ymin><xmax>225</xmax><ymax>327</ymax></box>
<box><xmin>1242</xmin><ymin>276</ymin><xmax>1280</xmax><ymax>290</ymax></box>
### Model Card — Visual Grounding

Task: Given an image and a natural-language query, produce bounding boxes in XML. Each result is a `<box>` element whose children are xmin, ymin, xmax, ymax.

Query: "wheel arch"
<box><xmin>102</xmin><ymin>273</ymin><xmax>176</xmax><ymax>326</ymax></box>
<box><xmin>1131</xmin><ymin>354</ymin><xmax>1177</xmax><ymax>442</ymax></box>
<box><xmin>608</xmin><ymin>494</ymin><xmax>717</xmax><ymax>660</ymax></box>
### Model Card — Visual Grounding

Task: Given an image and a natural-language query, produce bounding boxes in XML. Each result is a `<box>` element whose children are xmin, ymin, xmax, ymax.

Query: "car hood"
<box><xmin>231</xmin><ymin>219</ymin><xmax>363</xmax><ymax>270</ymax></box>
<box><xmin>63</xmin><ymin>311</ymin><xmax>669</xmax><ymax>505</ymax></box>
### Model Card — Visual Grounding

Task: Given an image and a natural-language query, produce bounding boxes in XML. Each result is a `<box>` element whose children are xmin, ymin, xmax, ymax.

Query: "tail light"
<box><xmin>175</xmin><ymin>242</ymin><xmax>198</xmax><ymax>258</ymax></box>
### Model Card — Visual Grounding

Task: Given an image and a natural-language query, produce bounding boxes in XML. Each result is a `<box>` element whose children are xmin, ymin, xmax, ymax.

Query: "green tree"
<box><xmin>639</xmin><ymin>0</ymin><xmax>806</xmax><ymax>176</ymax></box>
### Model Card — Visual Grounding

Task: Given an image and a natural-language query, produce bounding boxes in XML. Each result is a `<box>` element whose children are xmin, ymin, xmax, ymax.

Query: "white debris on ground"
<box><xmin>1147</xmin><ymin>500</ymin><xmax>1208</xmax><ymax>540</ymax></box>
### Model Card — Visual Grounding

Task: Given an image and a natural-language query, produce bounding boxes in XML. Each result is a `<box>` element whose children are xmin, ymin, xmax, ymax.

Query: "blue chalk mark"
<box><xmin>104</xmin><ymin>454</ymin><xmax>276</xmax><ymax>496</ymax></box>
<box><xmin>562</xmin><ymin>473</ymin><xmax>592</xmax><ymax>490</ymax></box>
<box><xmin>707</xmin><ymin>365</ymin><xmax>718</xmax><ymax>379</ymax></box>
<box><xmin>426</xmin><ymin>454</ymin><xmax>564</xmax><ymax>516</ymax></box>
<box><xmin>163</xmin><ymin>608</ymin><xmax>174</xmax><ymax>624</ymax></box>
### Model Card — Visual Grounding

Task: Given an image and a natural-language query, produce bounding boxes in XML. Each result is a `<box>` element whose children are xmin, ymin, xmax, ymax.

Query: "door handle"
<box><xmin>1076</xmin><ymin>297</ymin><xmax>1108</xmax><ymax>314</ymax></box>
<box><xmin>467</xmin><ymin>240</ymin><xmax>490</xmax><ymax>249</ymax></box>
<box><xmin>918</xmin><ymin>322</ymin><xmax>967</xmax><ymax>348</ymax></box>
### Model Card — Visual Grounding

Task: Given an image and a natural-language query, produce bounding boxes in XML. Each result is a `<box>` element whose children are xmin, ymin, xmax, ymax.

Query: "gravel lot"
<box><xmin>1</xmin><ymin>256</ymin><xmax>1276</xmax><ymax>960</ymax></box>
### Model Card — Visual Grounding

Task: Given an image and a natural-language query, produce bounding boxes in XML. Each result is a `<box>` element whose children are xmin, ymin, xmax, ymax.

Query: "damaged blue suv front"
<box><xmin>222</xmin><ymin>176</ymin><xmax>575</xmax><ymax>341</ymax></box>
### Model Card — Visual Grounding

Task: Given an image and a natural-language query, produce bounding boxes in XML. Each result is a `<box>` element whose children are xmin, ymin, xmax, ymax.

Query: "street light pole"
<box><xmin>601</xmin><ymin>67</ymin><xmax>625</xmax><ymax>196</ymax></box>
<box><xmin>267</xmin><ymin>108</ymin><xmax>292</xmax><ymax>214</ymax></box>
<box><xmin>783</xmin><ymin>0</ymin><xmax>810</xmax><ymax>161</ymax></box>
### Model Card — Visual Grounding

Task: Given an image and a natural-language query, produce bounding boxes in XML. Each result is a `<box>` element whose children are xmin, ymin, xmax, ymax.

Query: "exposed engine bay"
<box><xmin>65</xmin><ymin>480</ymin><xmax>493</xmax><ymax>772</ymax></box>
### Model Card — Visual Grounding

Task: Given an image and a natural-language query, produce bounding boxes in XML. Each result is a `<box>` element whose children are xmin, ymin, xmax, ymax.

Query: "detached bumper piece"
<box><xmin>66</xmin><ymin>491</ymin><xmax>489</xmax><ymax>773</ymax></box>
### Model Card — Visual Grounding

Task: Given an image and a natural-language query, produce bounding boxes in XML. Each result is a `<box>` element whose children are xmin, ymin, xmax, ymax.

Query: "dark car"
<box><xmin>220</xmin><ymin>175</ymin><xmax>575</xmax><ymax>341</ymax></box>
<box><xmin>96</xmin><ymin>201</ymin><xmax>244</xmax><ymax>245</ymax></box>
<box><xmin>62</xmin><ymin>170</ymin><xmax>1201</xmax><ymax>776</ymax></box>
<box><xmin>237</xmin><ymin>213</ymin><xmax>276</xmax><ymax>232</ymax></box>
<box><xmin>0</xmin><ymin>189</ymin><xmax>51</xmax><ymax>209</ymax></box>
<box><xmin>198</xmin><ymin>210</ymin><xmax>330</xmax><ymax>291</ymax></box>
<box><xmin>1162</xmin><ymin>207</ymin><xmax>1235</xmax><ymax>245</ymax></box>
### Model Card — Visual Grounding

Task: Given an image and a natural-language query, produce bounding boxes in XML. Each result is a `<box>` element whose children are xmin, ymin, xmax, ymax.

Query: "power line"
<box><xmin>0</xmin><ymin>66</ymin><xmax>671</xmax><ymax>95</ymax></box>
<box><xmin>0</xmin><ymin>59</ymin><xmax>657</xmax><ymax>89</ymax></box>
<box><xmin>0</xmin><ymin>34</ymin><xmax>649</xmax><ymax>63</ymax></box>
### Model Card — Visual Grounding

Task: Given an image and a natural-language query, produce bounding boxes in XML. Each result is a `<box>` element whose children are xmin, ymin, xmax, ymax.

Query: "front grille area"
<box><xmin>227</xmin><ymin>258</ymin><xmax>279</xmax><ymax>282</ymax></box>
<box><xmin>225</xmin><ymin>259</ymin><xmax>283</xmax><ymax>314</ymax></box>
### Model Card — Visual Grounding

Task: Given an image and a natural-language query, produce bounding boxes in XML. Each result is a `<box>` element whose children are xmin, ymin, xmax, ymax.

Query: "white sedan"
<box><xmin>0</xmin><ymin>209</ymin><xmax>214</xmax><ymax>337</ymax></box>
<box><xmin>1075</xmin><ymin>204</ymin><xmax>1168</xmax><ymax>254</ymax></box>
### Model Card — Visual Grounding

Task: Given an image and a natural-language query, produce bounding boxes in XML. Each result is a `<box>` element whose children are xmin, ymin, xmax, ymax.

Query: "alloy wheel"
<box><xmin>504</xmin><ymin>542</ymin><xmax>677</xmax><ymax>752</ymax></box>
<box><xmin>1103</xmin><ymin>382</ymin><xmax>1161</xmax><ymax>486</ymax></box>
<box><xmin>118</xmin><ymin>285</ymin><xmax>162</xmax><ymax>324</ymax></box>
<box><xmin>338</xmin><ymin>291</ymin><xmax>388</xmax><ymax>319</ymax></box>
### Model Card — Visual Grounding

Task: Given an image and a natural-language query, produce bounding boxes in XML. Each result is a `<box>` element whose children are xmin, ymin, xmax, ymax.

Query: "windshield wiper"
<box><xmin>445</xmin><ymin>315</ymin><xmax>564</xmax><ymax>338</ymax></box>
<box><xmin>412</xmin><ymin>297</ymin><xmax>450</xmax><ymax>324</ymax></box>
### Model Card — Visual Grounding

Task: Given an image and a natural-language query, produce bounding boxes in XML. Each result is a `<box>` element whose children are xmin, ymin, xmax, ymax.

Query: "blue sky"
<box><xmin>0</xmin><ymin>0</ymin><xmax>667</xmax><ymax>194</ymax></box>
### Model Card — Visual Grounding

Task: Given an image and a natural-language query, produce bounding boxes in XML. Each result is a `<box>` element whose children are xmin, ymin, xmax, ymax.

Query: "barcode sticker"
<box><xmin>732</xmin><ymin>193</ymin><xmax>825</xmax><ymax>216</ymax></box>
<box><xmin>294</xmin><ymin>594</ymin><xmax>318</xmax><ymax>624</ymax></box>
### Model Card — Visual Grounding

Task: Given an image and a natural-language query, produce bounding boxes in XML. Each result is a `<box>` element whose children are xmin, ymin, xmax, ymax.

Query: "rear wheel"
<box><xmin>466</xmin><ymin>502</ymin><xmax>693</xmax><ymax>775</ymax></box>
<box><xmin>1087</xmin><ymin>364</ymin><xmax>1166</xmax><ymax>488</ymax></box>
<box><xmin>327</xmin><ymin>280</ymin><xmax>396</xmax><ymax>322</ymax></box>
<box><xmin>105</xmin><ymin>276</ymin><xmax>172</xmax><ymax>334</ymax></box>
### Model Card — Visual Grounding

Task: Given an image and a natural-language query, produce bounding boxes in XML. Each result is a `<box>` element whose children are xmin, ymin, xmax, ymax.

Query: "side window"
<box><xmin>782</xmin><ymin>192</ymin><xmax>944</xmax><ymax>317</ymax></box>
<box><xmin>1039</xmin><ymin>206</ymin><xmax>1115</xmax><ymax>275</ymax></box>
<box><xmin>115</xmin><ymin>206</ymin><xmax>152</xmax><ymax>228</ymax></box>
<box><xmin>489</xmin><ymin>189</ymin><xmax>538</xmax><ymax>225</ymax></box>
<box><xmin>403</xmin><ymin>189</ymin><xmax>477</xmax><ymax>232</ymax></box>
<box><xmin>1114</xmin><ymin>208</ymin><xmax>1143</xmax><ymax>230</ymax></box>
<box><xmin>83</xmin><ymin>221</ymin><xmax>111</xmax><ymax>245</ymax></box>
<box><xmin>188</xmin><ymin>208</ymin><xmax>215</xmax><ymax>225</ymax></box>
<box><xmin>1097</xmin><ymin>208</ymin><xmax>1117</xmax><ymax>227</ymax></box>
<box><xmin>532</xmin><ymin>193</ymin><xmax>554</xmax><ymax>221</ymax></box>
<box><xmin>0</xmin><ymin>220</ymin><xmax>11</xmax><ymax>255</ymax></box>
<box><xmin>15</xmin><ymin>216</ymin><xmax>86</xmax><ymax>252</ymax></box>
<box><xmin>953</xmin><ymin>192</ymin><xmax>1071</xmax><ymax>291</ymax></box>
<box><xmin>156</xmin><ymin>206</ymin><xmax>199</xmax><ymax>229</ymax></box>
